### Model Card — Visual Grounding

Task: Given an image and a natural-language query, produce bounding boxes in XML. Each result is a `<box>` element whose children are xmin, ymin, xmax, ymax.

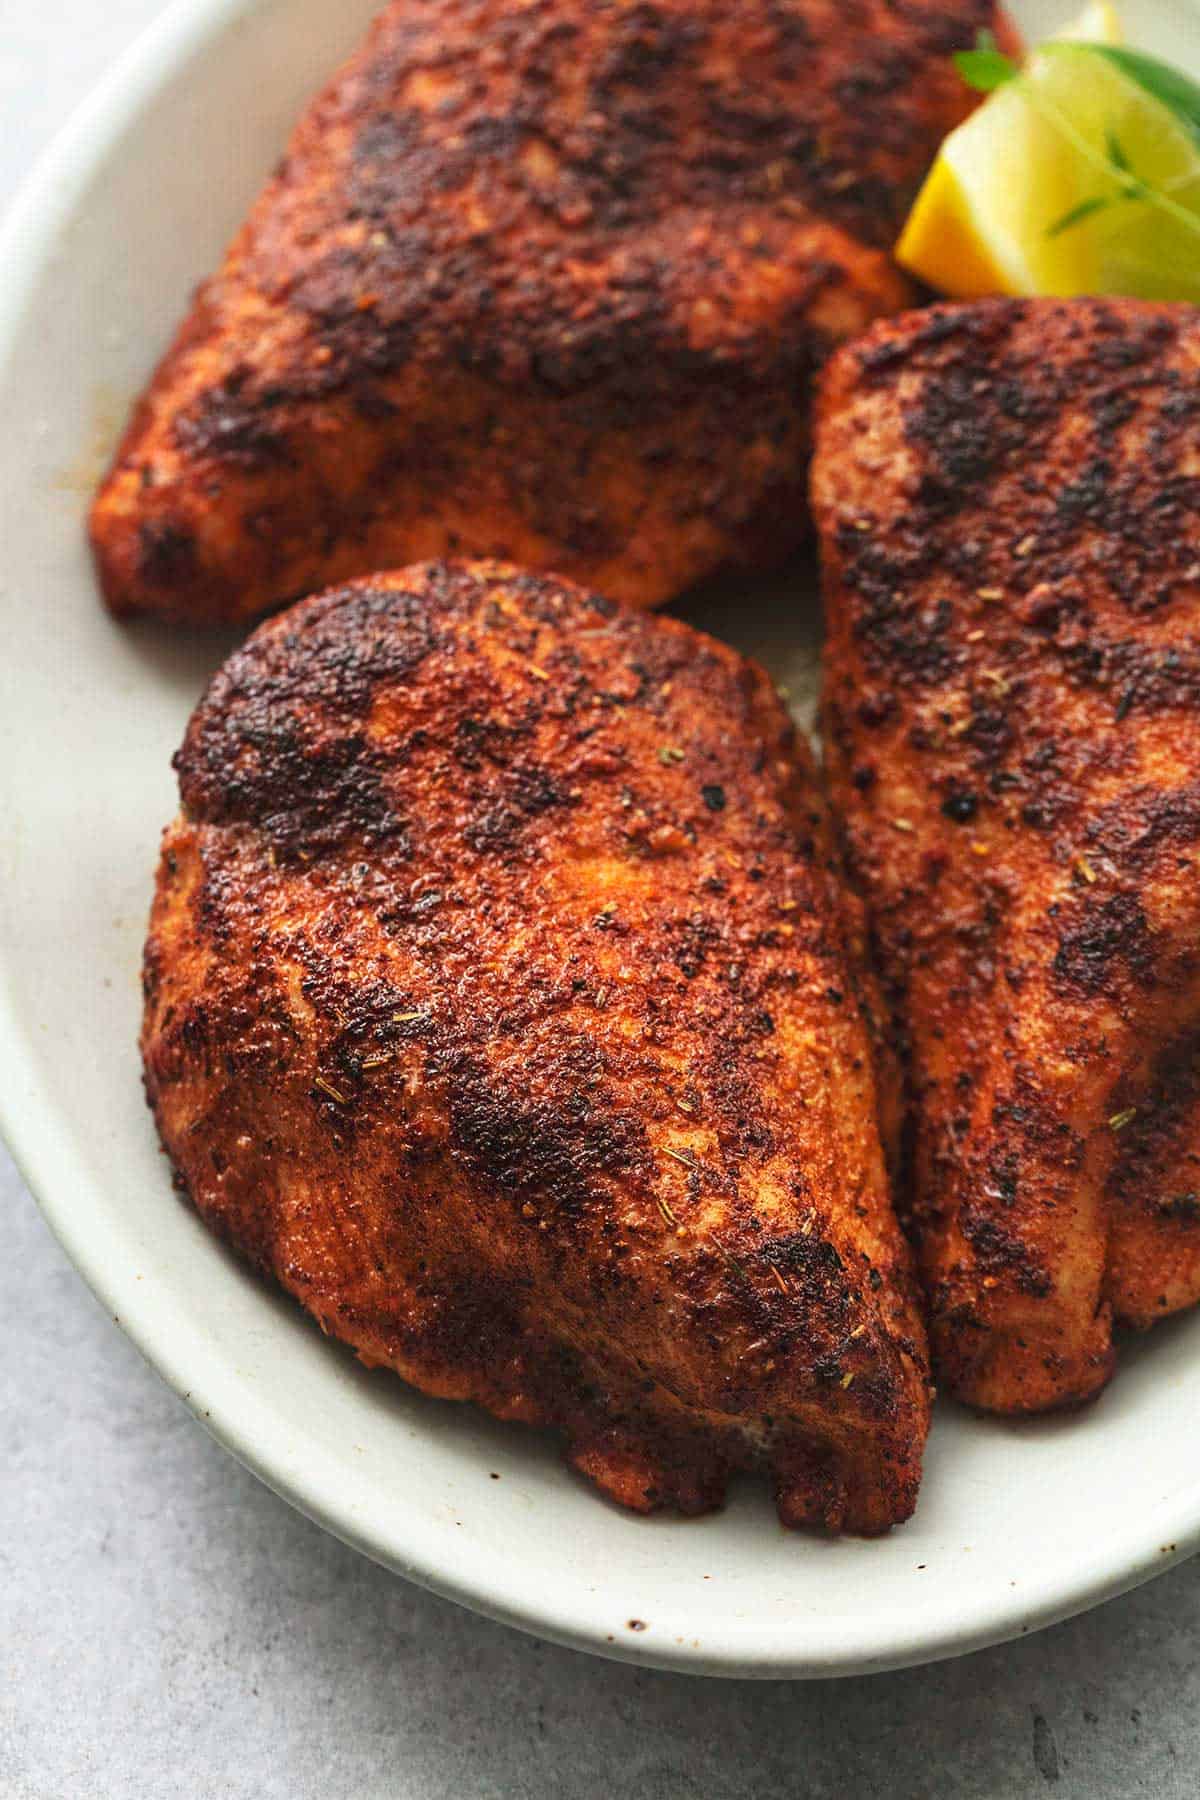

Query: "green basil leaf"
<box><xmin>954</xmin><ymin>44</ymin><xmax>1020</xmax><ymax>94</ymax></box>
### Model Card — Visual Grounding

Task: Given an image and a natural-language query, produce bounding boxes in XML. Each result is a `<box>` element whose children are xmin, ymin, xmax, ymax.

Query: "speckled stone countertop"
<box><xmin>4</xmin><ymin>8</ymin><xmax>1200</xmax><ymax>1795</ymax></box>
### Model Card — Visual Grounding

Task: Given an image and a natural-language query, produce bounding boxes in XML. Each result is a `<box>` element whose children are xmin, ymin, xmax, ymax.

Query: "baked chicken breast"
<box><xmin>142</xmin><ymin>561</ymin><xmax>930</xmax><ymax>1530</ymax></box>
<box><xmin>92</xmin><ymin>0</ymin><xmax>994</xmax><ymax>627</ymax></box>
<box><xmin>815</xmin><ymin>298</ymin><xmax>1200</xmax><ymax>1414</ymax></box>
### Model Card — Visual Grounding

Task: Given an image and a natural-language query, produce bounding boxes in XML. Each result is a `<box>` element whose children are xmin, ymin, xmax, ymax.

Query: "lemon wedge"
<box><xmin>897</xmin><ymin>5</ymin><xmax>1200</xmax><ymax>302</ymax></box>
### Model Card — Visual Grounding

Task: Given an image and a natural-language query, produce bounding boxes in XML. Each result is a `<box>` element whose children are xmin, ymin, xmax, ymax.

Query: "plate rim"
<box><xmin>2</xmin><ymin>0</ymin><xmax>1199</xmax><ymax>1679</ymax></box>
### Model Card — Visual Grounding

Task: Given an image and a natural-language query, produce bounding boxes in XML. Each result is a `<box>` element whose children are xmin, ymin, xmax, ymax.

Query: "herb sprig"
<box><xmin>954</xmin><ymin>30</ymin><xmax>1200</xmax><ymax>246</ymax></box>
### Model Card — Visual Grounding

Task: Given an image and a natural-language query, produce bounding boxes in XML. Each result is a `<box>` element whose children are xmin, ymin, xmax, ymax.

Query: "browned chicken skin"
<box><xmin>141</xmin><ymin>561</ymin><xmax>930</xmax><ymax>1530</ymax></box>
<box><xmin>815</xmin><ymin>298</ymin><xmax>1200</xmax><ymax>1414</ymax></box>
<box><xmin>91</xmin><ymin>0</ymin><xmax>994</xmax><ymax>627</ymax></box>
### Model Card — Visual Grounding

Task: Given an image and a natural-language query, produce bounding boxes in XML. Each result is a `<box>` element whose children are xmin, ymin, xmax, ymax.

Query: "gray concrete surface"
<box><xmin>3</xmin><ymin>6</ymin><xmax>1200</xmax><ymax>1795</ymax></box>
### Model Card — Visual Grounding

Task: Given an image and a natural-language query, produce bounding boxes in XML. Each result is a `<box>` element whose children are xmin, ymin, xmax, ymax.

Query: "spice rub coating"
<box><xmin>91</xmin><ymin>0</ymin><xmax>993</xmax><ymax>626</ymax></box>
<box><xmin>814</xmin><ymin>298</ymin><xmax>1200</xmax><ymax>1413</ymax></box>
<box><xmin>141</xmin><ymin>560</ymin><xmax>930</xmax><ymax>1531</ymax></box>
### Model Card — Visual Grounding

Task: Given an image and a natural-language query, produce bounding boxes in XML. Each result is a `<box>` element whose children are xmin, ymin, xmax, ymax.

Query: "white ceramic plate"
<box><xmin>2</xmin><ymin>0</ymin><xmax>1199</xmax><ymax>1679</ymax></box>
